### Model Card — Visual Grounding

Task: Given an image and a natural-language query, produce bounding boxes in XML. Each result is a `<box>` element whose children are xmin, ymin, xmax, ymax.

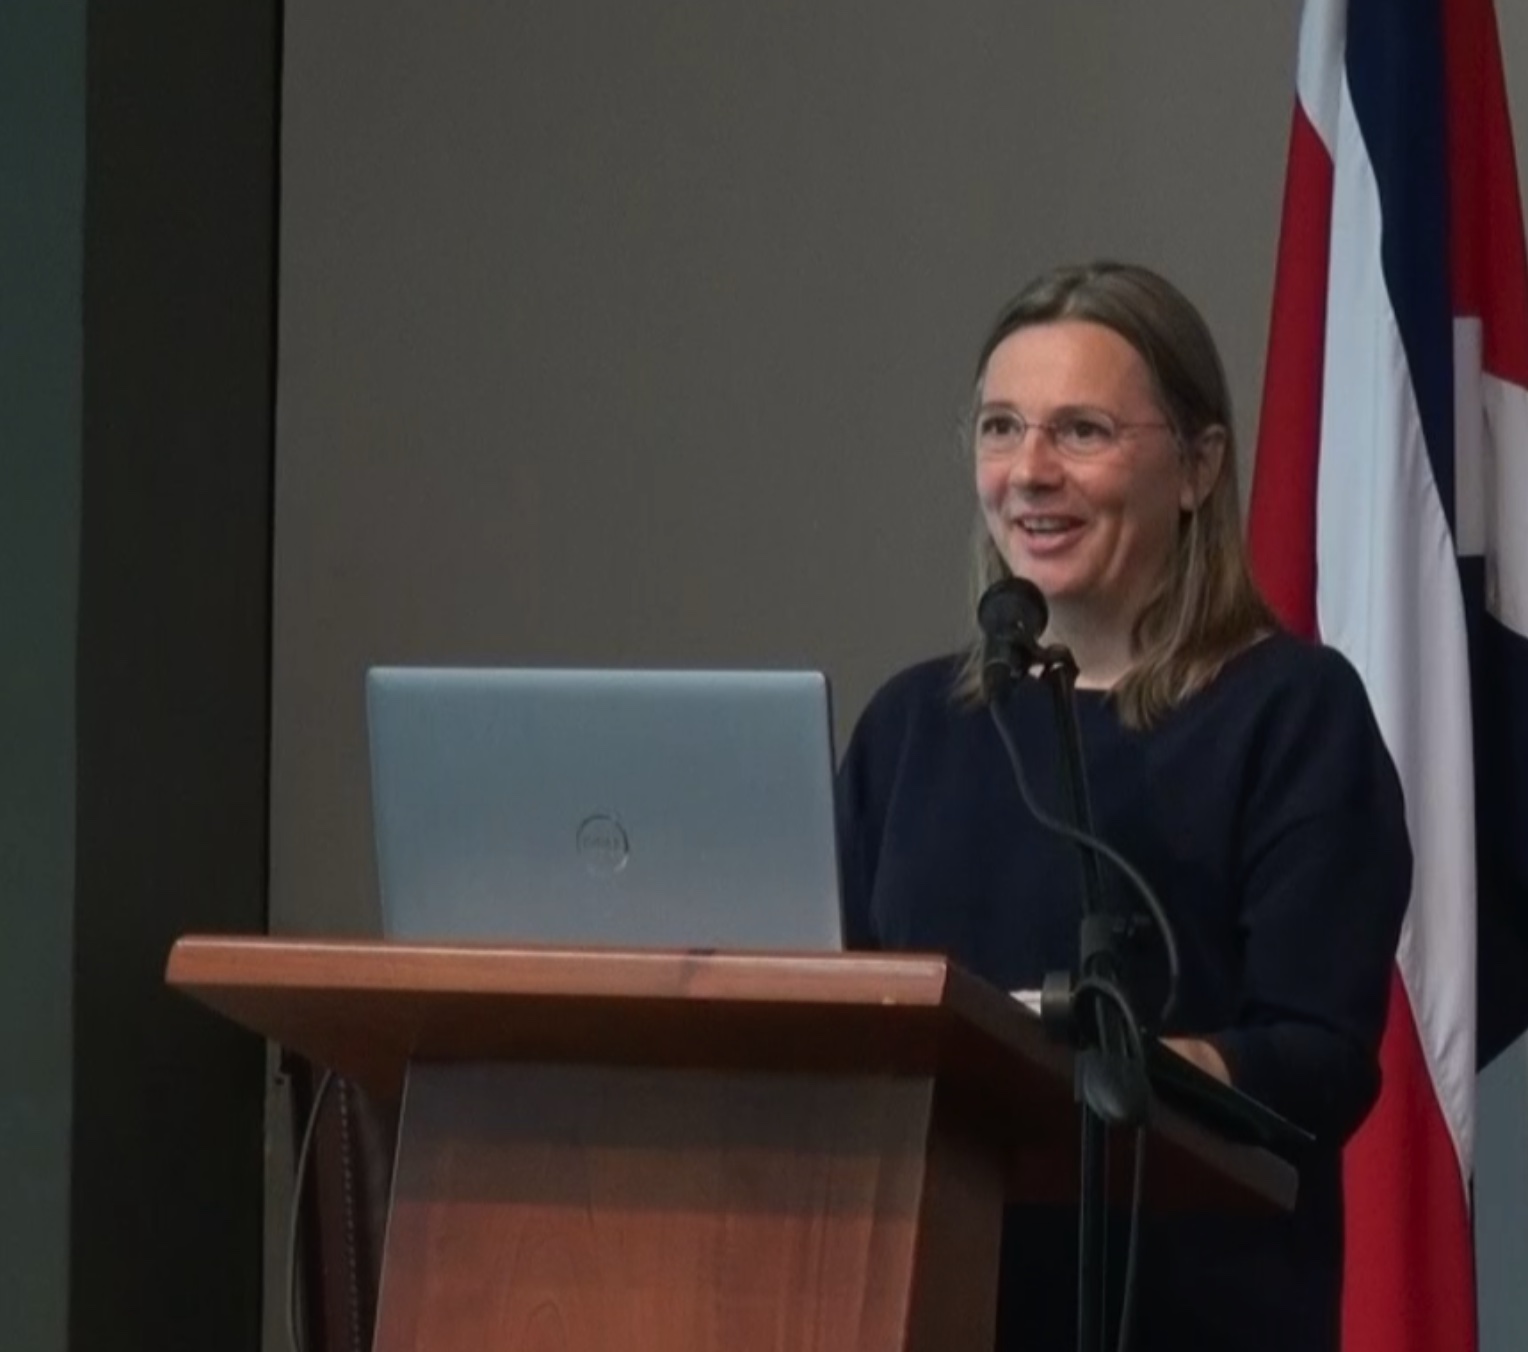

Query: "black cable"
<box><xmin>1072</xmin><ymin>977</ymin><xmax>1147</xmax><ymax>1068</ymax></box>
<box><xmin>1114</xmin><ymin>1127</ymin><xmax>1148</xmax><ymax>1352</ymax></box>
<box><xmin>287</xmin><ymin>1067</ymin><xmax>337</xmax><ymax>1352</ymax></box>
<box><xmin>1073</xmin><ymin>976</ymin><xmax>1149</xmax><ymax>1352</ymax></box>
<box><xmin>1043</xmin><ymin>664</ymin><xmax>1109</xmax><ymax>951</ymax></box>
<box><xmin>987</xmin><ymin>702</ymin><xmax>1182</xmax><ymax>1025</ymax></box>
<box><xmin>988</xmin><ymin>697</ymin><xmax>1150</xmax><ymax>1352</ymax></box>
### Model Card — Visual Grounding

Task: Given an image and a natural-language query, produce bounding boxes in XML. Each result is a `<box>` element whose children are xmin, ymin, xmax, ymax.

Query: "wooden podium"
<box><xmin>167</xmin><ymin>937</ymin><xmax>1294</xmax><ymax>1352</ymax></box>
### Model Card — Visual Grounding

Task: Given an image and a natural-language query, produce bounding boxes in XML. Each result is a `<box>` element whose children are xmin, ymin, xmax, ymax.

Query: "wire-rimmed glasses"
<box><xmin>973</xmin><ymin>405</ymin><xmax>1176</xmax><ymax>460</ymax></box>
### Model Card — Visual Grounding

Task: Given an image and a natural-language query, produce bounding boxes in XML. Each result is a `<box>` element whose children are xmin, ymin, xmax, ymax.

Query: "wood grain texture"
<box><xmin>165</xmin><ymin>936</ymin><xmax>1295</xmax><ymax>1213</ymax></box>
<box><xmin>372</xmin><ymin>1065</ymin><xmax>1003</xmax><ymax>1352</ymax></box>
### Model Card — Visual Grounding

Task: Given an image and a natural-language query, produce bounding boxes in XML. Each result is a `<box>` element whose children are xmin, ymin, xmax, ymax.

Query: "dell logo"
<box><xmin>576</xmin><ymin>814</ymin><xmax>630</xmax><ymax>877</ymax></box>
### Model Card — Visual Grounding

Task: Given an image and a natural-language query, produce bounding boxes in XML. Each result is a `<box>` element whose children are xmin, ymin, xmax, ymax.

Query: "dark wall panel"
<box><xmin>0</xmin><ymin>3</ymin><xmax>85</xmax><ymax>1350</ymax></box>
<box><xmin>72</xmin><ymin>1</ymin><xmax>279</xmax><ymax>1347</ymax></box>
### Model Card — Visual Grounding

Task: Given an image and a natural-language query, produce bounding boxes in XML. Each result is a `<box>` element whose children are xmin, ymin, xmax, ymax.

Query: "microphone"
<box><xmin>977</xmin><ymin>576</ymin><xmax>1050</xmax><ymax>698</ymax></box>
<box><xmin>975</xmin><ymin>576</ymin><xmax>1180</xmax><ymax>1025</ymax></box>
<box><xmin>977</xmin><ymin>575</ymin><xmax>1154</xmax><ymax>1352</ymax></box>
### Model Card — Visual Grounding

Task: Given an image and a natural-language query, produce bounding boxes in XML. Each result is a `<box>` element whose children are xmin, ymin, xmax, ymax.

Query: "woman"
<box><xmin>835</xmin><ymin>261</ymin><xmax>1411</xmax><ymax>1350</ymax></box>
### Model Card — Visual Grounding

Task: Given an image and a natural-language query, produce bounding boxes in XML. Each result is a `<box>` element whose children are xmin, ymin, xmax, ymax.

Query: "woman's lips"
<box><xmin>1011</xmin><ymin>515</ymin><xmax>1086</xmax><ymax>555</ymax></box>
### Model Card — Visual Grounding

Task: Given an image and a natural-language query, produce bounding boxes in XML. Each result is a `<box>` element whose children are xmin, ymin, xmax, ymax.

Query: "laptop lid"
<box><xmin>365</xmin><ymin>667</ymin><xmax>843</xmax><ymax>950</ymax></box>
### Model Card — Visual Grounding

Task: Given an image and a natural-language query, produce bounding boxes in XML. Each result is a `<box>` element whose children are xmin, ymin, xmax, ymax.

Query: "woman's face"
<box><xmin>974</xmin><ymin>320</ymin><xmax>1196</xmax><ymax>637</ymax></box>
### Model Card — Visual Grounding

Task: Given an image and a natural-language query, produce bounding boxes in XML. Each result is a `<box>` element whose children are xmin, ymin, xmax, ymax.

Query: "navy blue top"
<box><xmin>835</xmin><ymin>632</ymin><xmax>1411</xmax><ymax>1351</ymax></box>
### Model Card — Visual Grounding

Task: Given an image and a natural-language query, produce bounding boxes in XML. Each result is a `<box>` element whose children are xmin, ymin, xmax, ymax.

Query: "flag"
<box><xmin>1247</xmin><ymin>1</ymin><xmax>1528</xmax><ymax>1349</ymax></box>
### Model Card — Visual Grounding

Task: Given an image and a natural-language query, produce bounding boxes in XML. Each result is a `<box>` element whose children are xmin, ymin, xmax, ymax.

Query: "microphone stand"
<box><xmin>1025</xmin><ymin>644</ymin><xmax>1146</xmax><ymax>1352</ymax></box>
<box><xmin>979</xmin><ymin>577</ymin><xmax>1157</xmax><ymax>1352</ymax></box>
<box><xmin>1038</xmin><ymin>651</ymin><xmax>1111</xmax><ymax>1352</ymax></box>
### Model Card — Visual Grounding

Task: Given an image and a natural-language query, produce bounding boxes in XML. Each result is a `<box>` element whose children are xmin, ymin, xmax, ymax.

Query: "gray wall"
<box><xmin>0</xmin><ymin>4</ymin><xmax>84</xmax><ymax>1350</ymax></box>
<box><xmin>270</xmin><ymin>3</ymin><xmax>1528</xmax><ymax>1348</ymax></box>
<box><xmin>1479</xmin><ymin>1045</ymin><xmax>1528</xmax><ymax>1350</ymax></box>
<box><xmin>271</xmin><ymin>0</ymin><xmax>1304</xmax><ymax>938</ymax></box>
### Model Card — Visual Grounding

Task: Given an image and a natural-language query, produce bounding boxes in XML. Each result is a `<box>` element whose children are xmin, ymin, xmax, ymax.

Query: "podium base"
<box><xmin>374</xmin><ymin>1063</ymin><xmax>1005</xmax><ymax>1352</ymax></box>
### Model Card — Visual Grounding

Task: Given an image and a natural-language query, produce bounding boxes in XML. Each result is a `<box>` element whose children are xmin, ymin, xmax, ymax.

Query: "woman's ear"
<box><xmin>1180</xmin><ymin>426</ymin><xmax>1228</xmax><ymax>512</ymax></box>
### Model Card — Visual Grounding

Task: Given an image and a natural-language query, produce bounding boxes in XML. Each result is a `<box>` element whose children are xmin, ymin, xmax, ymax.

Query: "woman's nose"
<box><xmin>1006</xmin><ymin>426</ymin><xmax>1067</xmax><ymax>487</ymax></box>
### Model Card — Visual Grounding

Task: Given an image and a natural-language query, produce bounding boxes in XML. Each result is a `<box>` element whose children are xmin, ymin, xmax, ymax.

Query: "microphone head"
<box><xmin>977</xmin><ymin>576</ymin><xmax>1048</xmax><ymax>644</ymax></box>
<box><xmin>977</xmin><ymin>577</ymin><xmax>1048</xmax><ymax>700</ymax></box>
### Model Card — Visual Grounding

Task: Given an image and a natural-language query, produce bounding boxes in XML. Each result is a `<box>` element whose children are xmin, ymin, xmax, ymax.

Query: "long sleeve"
<box><xmin>1209</xmin><ymin>649</ymin><xmax>1412</xmax><ymax>1143</ymax></box>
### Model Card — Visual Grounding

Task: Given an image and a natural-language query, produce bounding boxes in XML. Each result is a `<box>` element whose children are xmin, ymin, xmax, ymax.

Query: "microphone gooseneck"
<box><xmin>977</xmin><ymin>575</ymin><xmax>1171</xmax><ymax>1352</ymax></box>
<box><xmin>975</xmin><ymin>579</ymin><xmax>1181</xmax><ymax>1023</ymax></box>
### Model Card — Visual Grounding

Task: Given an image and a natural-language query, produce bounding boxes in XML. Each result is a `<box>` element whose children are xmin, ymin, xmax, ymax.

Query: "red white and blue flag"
<box><xmin>1248</xmin><ymin>1</ymin><xmax>1528</xmax><ymax>1348</ymax></box>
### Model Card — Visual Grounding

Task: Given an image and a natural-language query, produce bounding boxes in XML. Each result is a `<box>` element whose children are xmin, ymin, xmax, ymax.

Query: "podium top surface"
<box><xmin>167</xmin><ymin>935</ymin><xmax>1296</xmax><ymax>1213</ymax></box>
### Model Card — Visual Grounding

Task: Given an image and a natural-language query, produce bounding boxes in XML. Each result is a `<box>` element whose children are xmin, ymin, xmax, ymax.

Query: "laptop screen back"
<box><xmin>366</xmin><ymin>667</ymin><xmax>843</xmax><ymax>950</ymax></box>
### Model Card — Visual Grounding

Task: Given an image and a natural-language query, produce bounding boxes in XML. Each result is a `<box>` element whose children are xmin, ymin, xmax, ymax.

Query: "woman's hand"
<box><xmin>1162</xmin><ymin>1036</ymin><xmax>1232</xmax><ymax>1085</ymax></box>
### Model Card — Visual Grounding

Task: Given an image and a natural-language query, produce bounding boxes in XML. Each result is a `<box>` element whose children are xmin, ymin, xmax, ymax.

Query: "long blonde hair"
<box><xmin>957</xmin><ymin>262</ymin><xmax>1276</xmax><ymax>728</ymax></box>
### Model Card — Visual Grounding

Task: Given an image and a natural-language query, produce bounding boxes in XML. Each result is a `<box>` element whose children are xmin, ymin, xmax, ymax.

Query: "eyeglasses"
<box><xmin>973</xmin><ymin>405</ymin><xmax>1176</xmax><ymax>460</ymax></box>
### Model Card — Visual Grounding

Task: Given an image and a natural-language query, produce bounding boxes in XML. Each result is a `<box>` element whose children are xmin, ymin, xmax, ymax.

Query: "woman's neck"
<box><xmin>1043</xmin><ymin>604</ymin><xmax>1138</xmax><ymax>690</ymax></box>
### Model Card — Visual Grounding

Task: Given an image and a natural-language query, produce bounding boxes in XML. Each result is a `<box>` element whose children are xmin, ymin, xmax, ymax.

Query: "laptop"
<box><xmin>365</xmin><ymin>667</ymin><xmax>843</xmax><ymax>950</ymax></box>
